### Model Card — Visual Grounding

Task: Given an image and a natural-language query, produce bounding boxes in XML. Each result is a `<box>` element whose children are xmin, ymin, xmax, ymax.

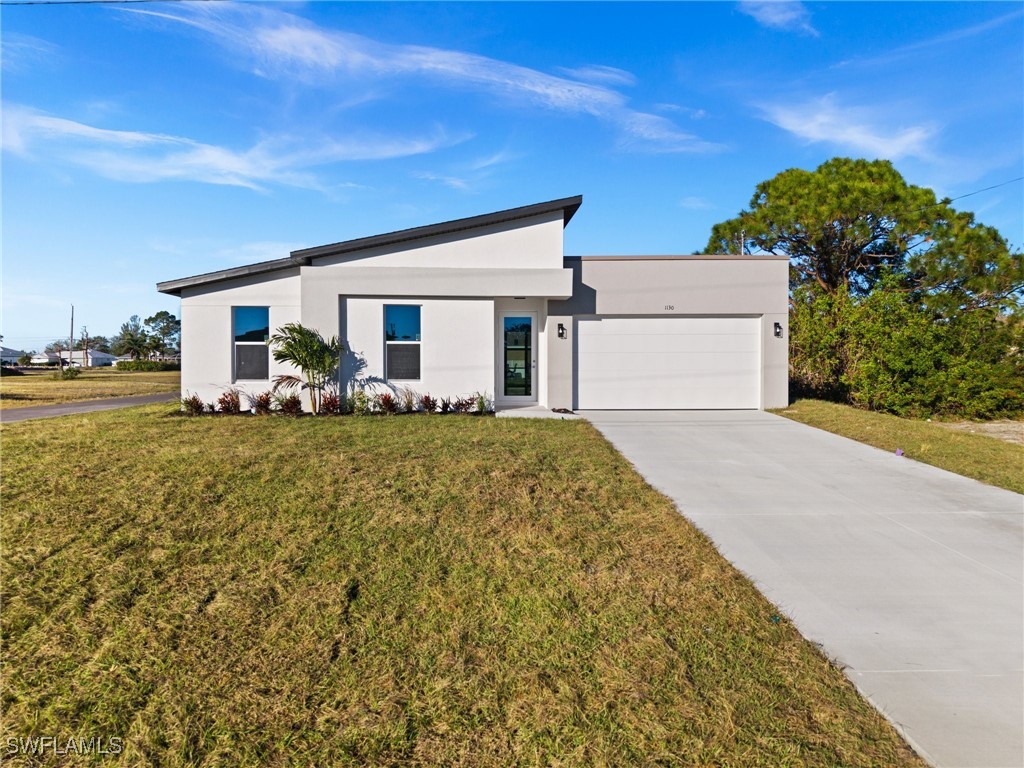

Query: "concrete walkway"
<box><xmin>580</xmin><ymin>410</ymin><xmax>1024</xmax><ymax>768</ymax></box>
<box><xmin>0</xmin><ymin>392</ymin><xmax>178</xmax><ymax>424</ymax></box>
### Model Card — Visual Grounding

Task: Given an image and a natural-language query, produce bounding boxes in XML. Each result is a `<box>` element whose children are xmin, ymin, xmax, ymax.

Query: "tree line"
<box><xmin>705</xmin><ymin>158</ymin><xmax>1023</xmax><ymax>418</ymax></box>
<box><xmin>39</xmin><ymin>311</ymin><xmax>180</xmax><ymax>361</ymax></box>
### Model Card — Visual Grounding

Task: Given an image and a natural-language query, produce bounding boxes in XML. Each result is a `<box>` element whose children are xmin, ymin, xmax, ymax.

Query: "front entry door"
<box><xmin>499</xmin><ymin>312</ymin><xmax>537</xmax><ymax>403</ymax></box>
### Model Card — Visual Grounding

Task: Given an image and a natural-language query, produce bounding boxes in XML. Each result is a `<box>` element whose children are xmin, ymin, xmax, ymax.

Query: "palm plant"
<box><xmin>266</xmin><ymin>323</ymin><xmax>344</xmax><ymax>414</ymax></box>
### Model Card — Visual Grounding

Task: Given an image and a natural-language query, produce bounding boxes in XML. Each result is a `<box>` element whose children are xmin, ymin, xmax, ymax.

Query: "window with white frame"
<box><xmin>233</xmin><ymin>306</ymin><xmax>269</xmax><ymax>380</ymax></box>
<box><xmin>384</xmin><ymin>304</ymin><xmax>421</xmax><ymax>380</ymax></box>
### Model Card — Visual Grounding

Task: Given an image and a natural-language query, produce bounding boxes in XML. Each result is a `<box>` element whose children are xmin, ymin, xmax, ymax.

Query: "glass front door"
<box><xmin>502</xmin><ymin>314</ymin><xmax>535</xmax><ymax>399</ymax></box>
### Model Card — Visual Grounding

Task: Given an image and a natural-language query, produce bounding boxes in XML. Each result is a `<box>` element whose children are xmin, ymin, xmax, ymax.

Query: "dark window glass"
<box><xmin>386</xmin><ymin>344</ymin><xmax>421</xmax><ymax>380</ymax></box>
<box><xmin>234</xmin><ymin>306</ymin><xmax>269</xmax><ymax>343</ymax></box>
<box><xmin>236</xmin><ymin>344</ymin><xmax>269</xmax><ymax>380</ymax></box>
<box><xmin>503</xmin><ymin>316</ymin><xmax>532</xmax><ymax>396</ymax></box>
<box><xmin>385</xmin><ymin>305</ymin><xmax>421</xmax><ymax>341</ymax></box>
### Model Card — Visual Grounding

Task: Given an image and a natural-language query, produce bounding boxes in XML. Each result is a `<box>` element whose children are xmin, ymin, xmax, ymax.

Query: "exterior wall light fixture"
<box><xmin>557</xmin><ymin>323</ymin><xmax>567</xmax><ymax>339</ymax></box>
<box><xmin>774</xmin><ymin>322</ymin><xmax>783</xmax><ymax>338</ymax></box>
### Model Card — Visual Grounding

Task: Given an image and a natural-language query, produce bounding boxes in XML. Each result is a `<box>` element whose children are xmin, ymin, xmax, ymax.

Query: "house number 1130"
<box><xmin>664</xmin><ymin>305</ymin><xmax>675</xmax><ymax>311</ymax></box>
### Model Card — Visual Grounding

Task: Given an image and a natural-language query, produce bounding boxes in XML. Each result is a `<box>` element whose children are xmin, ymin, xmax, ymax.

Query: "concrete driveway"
<box><xmin>580</xmin><ymin>410</ymin><xmax>1024</xmax><ymax>768</ymax></box>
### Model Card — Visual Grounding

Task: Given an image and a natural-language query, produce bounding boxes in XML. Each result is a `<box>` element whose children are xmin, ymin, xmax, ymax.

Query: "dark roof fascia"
<box><xmin>565</xmin><ymin>254</ymin><xmax>791</xmax><ymax>261</ymax></box>
<box><xmin>290</xmin><ymin>195</ymin><xmax>582</xmax><ymax>263</ymax></box>
<box><xmin>156</xmin><ymin>257</ymin><xmax>301</xmax><ymax>297</ymax></box>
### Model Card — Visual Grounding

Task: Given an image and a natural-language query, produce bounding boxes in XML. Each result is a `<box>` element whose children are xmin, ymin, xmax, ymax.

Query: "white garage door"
<box><xmin>575</xmin><ymin>316</ymin><xmax>761</xmax><ymax>409</ymax></box>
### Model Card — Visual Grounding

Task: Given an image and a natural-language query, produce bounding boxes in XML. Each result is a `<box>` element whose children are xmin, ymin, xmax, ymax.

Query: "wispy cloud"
<box><xmin>2</xmin><ymin>104</ymin><xmax>461</xmax><ymax>190</ymax></box>
<box><xmin>123</xmin><ymin>4</ymin><xmax>720</xmax><ymax>154</ymax></box>
<box><xmin>680</xmin><ymin>196</ymin><xmax>714</xmax><ymax>210</ymax></box>
<box><xmin>1</xmin><ymin>32</ymin><xmax>59</xmax><ymax>72</ymax></box>
<box><xmin>835</xmin><ymin>8</ymin><xmax>1023</xmax><ymax>69</ymax></box>
<box><xmin>739</xmin><ymin>1</ymin><xmax>818</xmax><ymax>36</ymax></box>
<box><xmin>557</xmin><ymin>65</ymin><xmax>637</xmax><ymax>87</ymax></box>
<box><xmin>655</xmin><ymin>104</ymin><xmax>708</xmax><ymax>120</ymax></box>
<box><xmin>618</xmin><ymin>113</ymin><xmax>722</xmax><ymax>153</ymax></box>
<box><xmin>412</xmin><ymin>171</ymin><xmax>471</xmax><ymax>191</ymax></box>
<box><xmin>413</xmin><ymin>148</ymin><xmax>521</xmax><ymax>192</ymax></box>
<box><xmin>760</xmin><ymin>94</ymin><xmax>937</xmax><ymax>159</ymax></box>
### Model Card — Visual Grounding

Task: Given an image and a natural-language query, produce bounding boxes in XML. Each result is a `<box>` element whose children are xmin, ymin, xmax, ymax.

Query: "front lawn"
<box><xmin>0</xmin><ymin>406</ymin><xmax>924</xmax><ymax>766</ymax></box>
<box><xmin>0</xmin><ymin>368</ymin><xmax>180</xmax><ymax>409</ymax></box>
<box><xmin>775</xmin><ymin>399</ymin><xmax>1024</xmax><ymax>494</ymax></box>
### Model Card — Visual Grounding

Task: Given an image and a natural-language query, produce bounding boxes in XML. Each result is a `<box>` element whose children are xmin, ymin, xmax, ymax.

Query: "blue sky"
<box><xmin>2</xmin><ymin>1</ymin><xmax>1022</xmax><ymax>353</ymax></box>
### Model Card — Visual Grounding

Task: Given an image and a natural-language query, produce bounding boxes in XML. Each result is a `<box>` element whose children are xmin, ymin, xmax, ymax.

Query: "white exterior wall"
<box><xmin>342</xmin><ymin>297</ymin><xmax>495</xmax><ymax>401</ymax></box>
<box><xmin>548</xmin><ymin>258</ymin><xmax>790</xmax><ymax>410</ymax></box>
<box><xmin>311</xmin><ymin>212</ymin><xmax>565</xmax><ymax>270</ymax></box>
<box><xmin>179</xmin><ymin>270</ymin><xmax>301</xmax><ymax>405</ymax></box>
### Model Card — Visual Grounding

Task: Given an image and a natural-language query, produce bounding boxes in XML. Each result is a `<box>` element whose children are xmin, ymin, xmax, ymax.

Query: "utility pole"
<box><xmin>68</xmin><ymin>304</ymin><xmax>74</xmax><ymax>369</ymax></box>
<box><xmin>82</xmin><ymin>326</ymin><xmax>90</xmax><ymax>369</ymax></box>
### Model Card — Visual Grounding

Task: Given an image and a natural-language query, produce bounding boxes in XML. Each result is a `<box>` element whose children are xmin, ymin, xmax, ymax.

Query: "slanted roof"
<box><xmin>157</xmin><ymin>195</ymin><xmax>582</xmax><ymax>297</ymax></box>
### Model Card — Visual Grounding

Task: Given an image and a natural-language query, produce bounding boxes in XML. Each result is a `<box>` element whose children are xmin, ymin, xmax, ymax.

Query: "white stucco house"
<box><xmin>157</xmin><ymin>196</ymin><xmax>788</xmax><ymax>411</ymax></box>
<box><xmin>30</xmin><ymin>349</ymin><xmax>117</xmax><ymax>367</ymax></box>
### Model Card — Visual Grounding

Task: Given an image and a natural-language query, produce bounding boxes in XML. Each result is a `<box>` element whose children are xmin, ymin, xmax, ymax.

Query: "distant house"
<box><xmin>68</xmin><ymin>349</ymin><xmax>117</xmax><ymax>367</ymax></box>
<box><xmin>30</xmin><ymin>352</ymin><xmax>64</xmax><ymax>366</ymax></box>
<box><xmin>1</xmin><ymin>346</ymin><xmax>27</xmax><ymax>365</ymax></box>
<box><xmin>30</xmin><ymin>349</ymin><xmax>117</xmax><ymax>367</ymax></box>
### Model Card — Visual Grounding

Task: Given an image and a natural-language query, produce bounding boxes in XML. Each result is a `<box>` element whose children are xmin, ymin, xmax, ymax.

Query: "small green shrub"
<box><xmin>349</xmin><ymin>389</ymin><xmax>369</xmax><ymax>416</ymax></box>
<box><xmin>474</xmin><ymin>391</ymin><xmax>491</xmax><ymax>414</ymax></box>
<box><xmin>116</xmin><ymin>360</ymin><xmax>180</xmax><ymax>372</ymax></box>
<box><xmin>181</xmin><ymin>393</ymin><xmax>205</xmax><ymax>416</ymax></box>
<box><xmin>51</xmin><ymin>367</ymin><xmax>81</xmax><ymax>380</ymax></box>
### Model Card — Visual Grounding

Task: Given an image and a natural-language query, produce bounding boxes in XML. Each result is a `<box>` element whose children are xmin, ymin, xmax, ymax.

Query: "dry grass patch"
<box><xmin>776</xmin><ymin>399</ymin><xmax>1024</xmax><ymax>494</ymax></box>
<box><xmin>0</xmin><ymin>368</ymin><xmax>180</xmax><ymax>409</ymax></box>
<box><xmin>1</xmin><ymin>406</ymin><xmax>925</xmax><ymax>766</ymax></box>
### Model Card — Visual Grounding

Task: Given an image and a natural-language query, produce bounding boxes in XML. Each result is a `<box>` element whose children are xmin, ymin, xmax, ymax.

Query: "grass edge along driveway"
<box><xmin>774</xmin><ymin>399</ymin><xmax>1024</xmax><ymax>494</ymax></box>
<box><xmin>1</xmin><ymin>405</ymin><xmax>926</xmax><ymax>767</ymax></box>
<box><xmin>0</xmin><ymin>369</ymin><xmax>180</xmax><ymax>410</ymax></box>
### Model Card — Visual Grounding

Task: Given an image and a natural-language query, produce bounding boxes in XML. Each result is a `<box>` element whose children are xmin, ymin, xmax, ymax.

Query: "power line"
<box><xmin>899</xmin><ymin>175</ymin><xmax>1024</xmax><ymax>217</ymax></box>
<box><xmin>945</xmin><ymin>176</ymin><xmax>1023</xmax><ymax>205</ymax></box>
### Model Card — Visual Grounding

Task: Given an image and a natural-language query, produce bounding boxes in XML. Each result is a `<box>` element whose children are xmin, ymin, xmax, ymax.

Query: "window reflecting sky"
<box><xmin>386</xmin><ymin>305</ymin><xmax>421</xmax><ymax>341</ymax></box>
<box><xmin>234</xmin><ymin>306</ymin><xmax>269</xmax><ymax>342</ymax></box>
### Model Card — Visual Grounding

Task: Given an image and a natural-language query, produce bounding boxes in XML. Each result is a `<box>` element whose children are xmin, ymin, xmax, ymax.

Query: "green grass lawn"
<box><xmin>775</xmin><ymin>399</ymin><xmax>1024</xmax><ymax>494</ymax></box>
<box><xmin>1</xmin><ymin>406</ymin><xmax>925</xmax><ymax>767</ymax></box>
<box><xmin>0</xmin><ymin>368</ymin><xmax>180</xmax><ymax>409</ymax></box>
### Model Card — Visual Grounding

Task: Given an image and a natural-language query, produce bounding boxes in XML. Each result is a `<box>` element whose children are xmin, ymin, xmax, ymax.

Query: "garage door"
<box><xmin>575</xmin><ymin>316</ymin><xmax>761</xmax><ymax>409</ymax></box>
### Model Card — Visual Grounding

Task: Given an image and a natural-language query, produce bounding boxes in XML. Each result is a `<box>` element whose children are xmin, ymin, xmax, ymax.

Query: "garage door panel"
<box><xmin>575</xmin><ymin>317</ymin><xmax>760</xmax><ymax>409</ymax></box>
<box><xmin>586</xmin><ymin>316</ymin><xmax>754</xmax><ymax>335</ymax></box>
<box><xmin>578</xmin><ymin>333</ymin><xmax>759</xmax><ymax>355</ymax></box>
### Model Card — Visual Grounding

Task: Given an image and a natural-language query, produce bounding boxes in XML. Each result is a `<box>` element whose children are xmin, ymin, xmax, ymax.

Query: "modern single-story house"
<box><xmin>157</xmin><ymin>196</ymin><xmax>788</xmax><ymax>411</ymax></box>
